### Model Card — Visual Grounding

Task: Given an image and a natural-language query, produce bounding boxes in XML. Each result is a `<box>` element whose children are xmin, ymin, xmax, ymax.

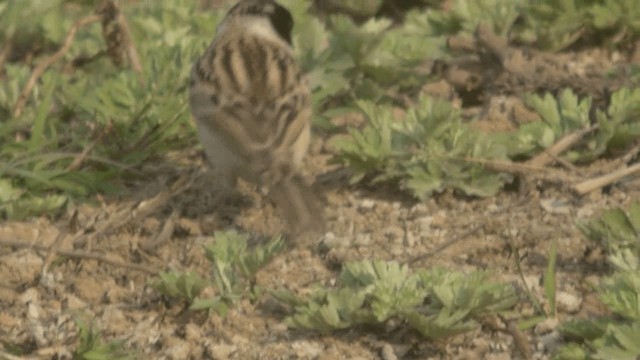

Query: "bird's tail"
<box><xmin>268</xmin><ymin>174</ymin><xmax>325</xmax><ymax>236</ymax></box>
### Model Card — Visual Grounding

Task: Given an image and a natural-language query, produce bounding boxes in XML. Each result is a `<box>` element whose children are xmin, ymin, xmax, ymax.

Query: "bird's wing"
<box><xmin>189</xmin><ymin>34</ymin><xmax>310</xmax><ymax>163</ymax></box>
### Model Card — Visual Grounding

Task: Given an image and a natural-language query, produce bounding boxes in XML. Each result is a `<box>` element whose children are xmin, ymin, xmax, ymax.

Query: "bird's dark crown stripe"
<box><xmin>269</xmin><ymin>2</ymin><xmax>293</xmax><ymax>45</ymax></box>
<box><xmin>228</xmin><ymin>1</ymin><xmax>293</xmax><ymax>45</ymax></box>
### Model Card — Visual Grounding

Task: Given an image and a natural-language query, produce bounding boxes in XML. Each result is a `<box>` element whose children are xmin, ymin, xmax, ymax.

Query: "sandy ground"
<box><xmin>2</xmin><ymin>16</ymin><xmax>640</xmax><ymax>360</ymax></box>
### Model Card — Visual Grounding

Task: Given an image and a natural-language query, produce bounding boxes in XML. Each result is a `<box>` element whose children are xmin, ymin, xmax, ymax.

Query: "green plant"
<box><xmin>332</xmin><ymin>95</ymin><xmax>512</xmax><ymax>198</ymax></box>
<box><xmin>150</xmin><ymin>271</ymin><xmax>208</xmax><ymax>302</ymax></box>
<box><xmin>322</xmin><ymin>0</ymin><xmax>385</xmax><ymax>17</ymax></box>
<box><xmin>73</xmin><ymin>317</ymin><xmax>133</xmax><ymax>360</ymax></box>
<box><xmin>274</xmin><ymin>260</ymin><xmax>517</xmax><ymax>338</ymax></box>
<box><xmin>0</xmin><ymin>0</ymin><xmax>214</xmax><ymax>219</ymax></box>
<box><xmin>150</xmin><ymin>231</ymin><xmax>286</xmax><ymax>315</ymax></box>
<box><xmin>419</xmin><ymin>0</ymin><xmax>640</xmax><ymax>51</ymax></box>
<box><xmin>333</xmin><ymin>87</ymin><xmax>640</xmax><ymax>200</ymax></box>
<box><xmin>555</xmin><ymin>202</ymin><xmax>640</xmax><ymax>359</ymax></box>
<box><xmin>283</xmin><ymin>0</ymin><xmax>444</xmax><ymax>128</ymax></box>
<box><xmin>513</xmin><ymin>88</ymin><xmax>640</xmax><ymax>162</ymax></box>
<box><xmin>518</xmin><ymin>0</ymin><xmax>640</xmax><ymax>50</ymax></box>
<box><xmin>578</xmin><ymin>202</ymin><xmax>640</xmax><ymax>271</ymax></box>
<box><xmin>425</xmin><ymin>0</ymin><xmax>525</xmax><ymax>37</ymax></box>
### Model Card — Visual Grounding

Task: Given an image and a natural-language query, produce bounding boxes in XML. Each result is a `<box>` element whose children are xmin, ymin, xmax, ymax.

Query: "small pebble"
<box><xmin>380</xmin><ymin>343</ymin><xmax>397</xmax><ymax>360</ymax></box>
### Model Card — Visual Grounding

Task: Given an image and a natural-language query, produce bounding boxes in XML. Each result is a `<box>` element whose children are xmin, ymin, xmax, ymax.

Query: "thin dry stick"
<box><xmin>573</xmin><ymin>162</ymin><xmax>640</xmax><ymax>195</ymax></box>
<box><xmin>72</xmin><ymin>172</ymin><xmax>195</xmax><ymax>248</ymax></box>
<box><xmin>40</xmin><ymin>230</ymin><xmax>68</xmax><ymax>276</ymax></box>
<box><xmin>620</xmin><ymin>143</ymin><xmax>640</xmax><ymax>164</ymax></box>
<box><xmin>542</xmin><ymin>150</ymin><xmax>582</xmax><ymax>174</ymax></box>
<box><xmin>502</xmin><ymin>316</ymin><xmax>534</xmax><ymax>360</ymax></box>
<box><xmin>598</xmin><ymin>142</ymin><xmax>640</xmax><ymax>174</ymax></box>
<box><xmin>407</xmin><ymin>223</ymin><xmax>484</xmax><ymax>265</ymax></box>
<box><xmin>0</xmin><ymin>350</ymin><xmax>37</xmax><ymax>360</ymax></box>
<box><xmin>0</xmin><ymin>36</ymin><xmax>13</xmax><ymax>75</ymax></box>
<box><xmin>66</xmin><ymin>139</ymin><xmax>99</xmax><ymax>172</ymax></box>
<box><xmin>140</xmin><ymin>209</ymin><xmax>178</xmax><ymax>252</ymax></box>
<box><xmin>477</xmin><ymin>313</ymin><xmax>536</xmax><ymax>357</ymax></box>
<box><xmin>12</xmin><ymin>15</ymin><xmax>101</xmax><ymax>118</ymax></box>
<box><xmin>527</xmin><ymin>124</ymin><xmax>598</xmax><ymax>167</ymax></box>
<box><xmin>0</xmin><ymin>239</ymin><xmax>157</xmax><ymax>274</ymax></box>
<box><xmin>461</xmin><ymin>156</ymin><xmax>578</xmax><ymax>183</ymax></box>
<box><xmin>447</xmin><ymin>34</ymin><xmax>477</xmax><ymax>52</ymax></box>
<box><xmin>98</xmin><ymin>0</ymin><xmax>144</xmax><ymax>81</ymax></box>
<box><xmin>503</xmin><ymin>224</ymin><xmax>546</xmax><ymax>316</ymax></box>
<box><xmin>115</xmin><ymin>5</ymin><xmax>143</xmax><ymax>77</ymax></box>
<box><xmin>408</xmin><ymin>198</ymin><xmax>529</xmax><ymax>265</ymax></box>
<box><xmin>66</xmin><ymin>120</ymin><xmax>112</xmax><ymax>172</ymax></box>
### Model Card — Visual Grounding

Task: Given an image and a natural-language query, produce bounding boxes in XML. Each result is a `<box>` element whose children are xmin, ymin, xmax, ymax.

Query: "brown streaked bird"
<box><xmin>189</xmin><ymin>0</ymin><xmax>324</xmax><ymax>234</ymax></box>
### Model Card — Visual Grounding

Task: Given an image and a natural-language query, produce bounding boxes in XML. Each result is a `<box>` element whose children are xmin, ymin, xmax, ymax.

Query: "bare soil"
<box><xmin>2</xmin><ymin>16</ymin><xmax>640</xmax><ymax>360</ymax></box>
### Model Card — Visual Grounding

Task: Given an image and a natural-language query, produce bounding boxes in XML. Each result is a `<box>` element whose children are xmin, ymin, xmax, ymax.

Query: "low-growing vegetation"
<box><xmin>558</xmin><ymin>202</ymin><xmax>640</xmax><ymax>359</ymax></box>
<box><xmin>1</xmin><ymin>0</ymin><xmax>639</xmax><ymax>358</ymax></box>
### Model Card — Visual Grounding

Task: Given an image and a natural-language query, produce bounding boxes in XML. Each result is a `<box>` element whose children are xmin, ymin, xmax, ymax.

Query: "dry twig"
<box><xmin>97</xmin><ymin>0</ymin><xmax>144</xmax><ymax>82</ymax></box>
<box><xmin>597</xmin><ymin>142</ymin><xmax>640</xmax><ymax>175</ymax></box>
<box><xmin>502</xmin><ymin>316</ymin><xmax>534</xmax><ymax>360</ymax></box>
<box><xmin>462</xmin><ymin>157</ymin><xmax>578</xmax><ymax>184</ymax></box>
<box><xmin>140</xmin><ymin>210</ymin><xmax>179</xmax><ymax>253</ymax></box>
<box><xmin>0</xmin><ymin>239</ymin><xmax>157</xmax><ymax>274</ymax></box>
<box><xmin>0</xmin><ymin>350</ymin><xmax>38</xmax><ymax>360</ymax></box>
<box><xmin>40</xmin><ymin>230</ymin><xmax>68</xmax><ymax>276</ymax></box>
<box><xmin>408</xmin><ymin>223</ymin><xmax>484</xmax><ymax>265</ymax></box>
<box><xmin>0</xmin><ymin>36</ymin><xmax>13</xmax><ymax>75</ymax></box>
<box><xmin>573</xmin><ymin>162</ymin><xmax>640</xmax><ymax>195</ymax></box>
<box><xmin>527</xmin><ymin>124</ymin><xmax>599</xmax><ymax>168</ymax></box>
<box><xmin>408</xmin><ymin>198</ymin><xmax>529</xmax><ymax>265</ymax></box>
<box><xmin>12</xmin><ymin>15</ymin><xmax>101</xmax><ymax>118</ymax></box>
<box><xmin>66</xmin><ymin>120</ymin><xmax>113</xmax><ymax>172</ymax></box>
<box><xmin>72</xmin><ymin>172</ymin><xmax>196</xmax><ymax>248</ymax></box>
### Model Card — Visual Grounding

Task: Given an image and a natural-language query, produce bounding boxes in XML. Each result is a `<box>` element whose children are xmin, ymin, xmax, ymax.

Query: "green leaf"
<box><xmin>281</xmin><ymin>261</ymin><xmax>516</xmax><ymax>337</ymax></box>
<box><xmin>560</xmin><ymin>318</ymin><xmax>609</xmax><ymax>341</ymax></box>
<box><xmin>237</xmin><ymin>235</ymin><xmax>286</xmax><ymax>278</ymax></box>
<box><xmin>405</xmin><ymin>310</ymin><xmax>476</xmax><ymax>339</ymax></box>
<box><xmin>74</xmin><ymin>317</ymin><xmax>134</xmax><ymax>360</ymax></box>
<box><xmin>426</xmin><ymin>0</ymin><xmax>524</xmax><ymax>36</ymax></box>
<box><xmin>600</xmin><ymin>271</ymin><xmax>640</xmax><ymax>321</ymax></box>
<box><xmin>562</xmin><ymin>203</ymin><xmax>640</xmax><ymax>358</ymax></box>
<box><xmin>149</xmin><ymin>271</ymin><xmax>208</xmax><ymax>301</ymax></box>
<box><xmin>3</xmin><ymin>194</ymin><xmax>67</xmax><ymax>220</ymax></box>
<box><xmin>0</xmin><ymin>178</ymin><xmax>21</xmax><ymax>203</ymax></box>
<box><xmin>190</xmin><ymin>297</ymin><xmax>229</xmax><ymax>316</ymax></box>
<box><xmin>629</xmin><ymin>202</ymin><xmax>640</xmax><ymax>232</ymax></box>
<box><xmin>29</xmin><ymin>71</ymin><xmax>59</xmax><ymax>152</ymax></box>
<box><xmin>579</xmin><ymin>203</ymin><xmax>640</xmax><ymax>257</ymax></box>
<box><xmin>334</xmin><ymin>95</ymin><xmax>513</xmax><ymax>199</ymax></box>
<box><xmin>553</xmin><ymin>343</ymin><xmax>589</xmax><ymax>360</ymax></box>
<box><xmin>524</xmin><ymin>92</ymin><xmax>562</xmax><ymax>135</ymax></box>
<box><xmin>594</xmin><ymin>322</ymin><xmax>640</xmax><ymax>360</ymax></box>
<box><xmin>324</xmin><ymin>0</ymin><xmax>384</xmax><ymax>17</ymax></box>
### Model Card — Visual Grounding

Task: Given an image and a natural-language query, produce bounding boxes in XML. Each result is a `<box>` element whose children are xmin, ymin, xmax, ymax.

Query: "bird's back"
<box><xmin>189</xmin><ymin>24</ymin><xmax>311</xmax><ymax>181</ymax></box>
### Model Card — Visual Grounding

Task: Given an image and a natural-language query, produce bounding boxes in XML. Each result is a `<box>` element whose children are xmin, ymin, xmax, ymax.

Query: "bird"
<box><xmin>189</xmin><ymin>0</ymin><xmax>324</xmax><ymax>235</ymax></box>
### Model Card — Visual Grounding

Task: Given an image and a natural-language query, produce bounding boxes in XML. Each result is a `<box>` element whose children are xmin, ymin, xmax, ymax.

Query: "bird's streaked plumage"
<box><xmin>189</xmin><ymin>0</ymin><xmax>323</xmax><ymax>234</ymax></box>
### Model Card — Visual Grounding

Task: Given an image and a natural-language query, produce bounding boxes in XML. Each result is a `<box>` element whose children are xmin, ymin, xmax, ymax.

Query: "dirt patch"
<box><xmin>2</xmin><ymin>19</ymin><xmax>640</xmax><ymax>360</ymax></box>
<box><xmin>1</xmin><ymin>143</ymin><xmax>637</xmax><ymax>359</ymax></box>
